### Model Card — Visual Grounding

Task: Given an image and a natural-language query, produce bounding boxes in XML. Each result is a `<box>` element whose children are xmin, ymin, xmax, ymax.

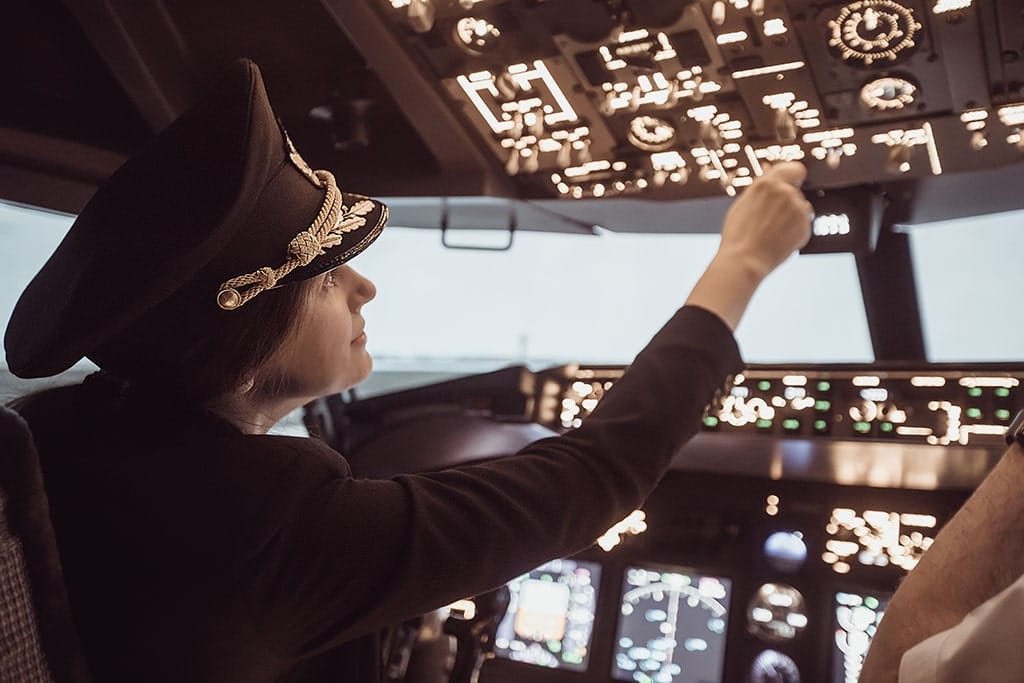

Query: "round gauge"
<box><xmin>861</xmin><ymin>76</ymin><xmax>917</xmax><ymax>111</ymax></box>
<box><xmin>763</xmin><ymin>531</ymin><xmax>808</xmax><ymax>572</ymax></box>
<box><xmin>612</xmin><ymin>568</ymin><xmax>731</xmax><ymax>681</ymax></box>
<box><xmin>747</xmin><ymin>583</ymin><xmax>808</xmax><ymax>642</ymax></box>
<box><xmin>453</xmin><ymin>17</ymin><xmax>501</xmax><ymax>54</ymax></box>
<box><xmin>827</xmin><ymin>1</ymin><xmax>922</xmax><ymax>66</ymax></box>
<box><xmin>748</xmin><ymin>649</ymin><xmax>801</xmax><ymax>683</ymax></box>
<box><xmin>627</xmin><ymin>115</ymin><xmax>677</xmax><ymax>151</ymax></box>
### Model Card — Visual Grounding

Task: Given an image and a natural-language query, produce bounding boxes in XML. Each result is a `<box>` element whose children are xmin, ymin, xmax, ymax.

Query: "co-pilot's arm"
<box><xmin>861</xmin><ymin>444</ymin><xmax>1024</xmax><ymax>682</ymax></box>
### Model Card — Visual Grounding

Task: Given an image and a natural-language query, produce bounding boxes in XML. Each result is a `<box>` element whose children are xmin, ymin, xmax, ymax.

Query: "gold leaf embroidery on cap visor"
<box><xmin>215</xmin><ymin>171</ymin><xmax>378</xmax><ymax>310</ymax></box>
<box><xmin>284</xmin><ymin>131</ymin><xmax>321</xmax><ymax>189</ymax></box>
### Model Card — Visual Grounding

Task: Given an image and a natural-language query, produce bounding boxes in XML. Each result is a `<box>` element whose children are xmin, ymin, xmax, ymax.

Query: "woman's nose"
<box><xmin>349</xmin><ymin>266</ymin><xmax>376</xmax><ymax>304</ymax></box>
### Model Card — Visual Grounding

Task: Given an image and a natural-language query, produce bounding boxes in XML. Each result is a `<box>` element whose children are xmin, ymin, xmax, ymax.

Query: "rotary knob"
<box><xmin>828</xmin><ymin>1</ymin><xmax>922</xmax><ymax>66</ymax></box>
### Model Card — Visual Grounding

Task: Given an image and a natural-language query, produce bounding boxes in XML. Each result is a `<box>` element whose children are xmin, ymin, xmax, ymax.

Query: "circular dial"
<box><xmin>861</xmin><ymin>76</ymin><xmax>917</xmax><ymax>110</ymax></box>
<box><xmin>627</xmin><ymin>115</ymin><xmax>677</xmax><ymax>151</ymax></box>
<box><xmin>828</xmin><ymin>1</ymin><xmax>922</xmax><ymax>66</ymax></box>
<box><xmin>613</xmin><ymin>568</ymin><xmax>730</xmax><ymax>681</ymax></box>
<box><xmin>763</xmin><ymin>531</ymin><xmax>808</xmax><ymax>573</ymax></box>
<box><xmin>748</xmin><ymin>649</ymin><xmax>801</xmax><ymax>683</ymax></box>
<box><xmin>453</xmin><ymin>17</ymin><xmax>501</xmax><ymax>54</ymax></box>
<box><xmin>747</xmin><ymin>583</ymin><xmax>808</xmax><ymax>642</ymax></box>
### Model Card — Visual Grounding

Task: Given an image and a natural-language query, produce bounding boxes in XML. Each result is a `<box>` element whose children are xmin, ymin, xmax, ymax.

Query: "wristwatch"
<box><xmin>1005</xmin><ymin>410</ymin><xmax>1024</xmax><ymax>446</ymax></box>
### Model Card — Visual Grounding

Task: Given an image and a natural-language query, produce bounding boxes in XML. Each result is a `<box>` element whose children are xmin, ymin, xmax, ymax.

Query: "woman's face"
<box><xmin>260</xmin><ymin>264</ymin><xmax>377</xmax><ymax>401</ymax></box>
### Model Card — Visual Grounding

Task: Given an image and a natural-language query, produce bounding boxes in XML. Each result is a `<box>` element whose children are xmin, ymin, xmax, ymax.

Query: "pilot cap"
<box><xmin>4</xmin><ymin>58</ymin><xmax>387</xmax><ymax>379</ymax></box>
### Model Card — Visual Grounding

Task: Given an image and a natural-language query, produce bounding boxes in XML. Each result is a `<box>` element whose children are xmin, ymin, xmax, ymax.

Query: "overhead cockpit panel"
<box><xmin>376</xmin><ymin>0</ymin><xmax>1024</xmax><ymax>199</ymax></box>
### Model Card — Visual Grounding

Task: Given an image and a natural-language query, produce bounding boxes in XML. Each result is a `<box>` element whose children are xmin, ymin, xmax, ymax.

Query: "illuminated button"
<box><xmin>814</xmin><ymin>419</ymin><xmax>829</xmax><ymax>432</ymax></box>
<box><xmin>782</xmin><ymin>418</ymin><xmax>800</xmax><ymax>431</ymax></box>
<box><xmin>758</xmin><ymin>381</ymin><xmax>772</xmax><ymax>391</ymax></box>
<box><xmin>756</xmin><ymin>418</ymin><xmax>773</xmax><ymax>429</ymax></box>
<box><xmin>817</xmin><ymin>381</ymin><xmax>831</xmax><ymax>392</ymax></box>
<box><xmin>966</xmin><ymin>408</ymin><xmax>982</xmax><ymax>419</ymax></box>
<box><xmin>968</xmin><ymin>387</ymin><xmax>983</xmax><ymax>398</ymax></box>
<box><xmin>996</xmin><ymin>388</ymin><xmax>1011</xmax><ymax>398</ymax></box>
<box><xmin>853</xmin><ymin>421</ymin><xmax>871</xmax><ymax>434</ymax></box>
<box><xmin>880</xmin><ymin>422</ymin><xmax>894</xmax><ymax>433</ymax></box>
<box><xmin>815</xmin><ymin>400</ymin><xmax>831</xmax><ymax>411</ymax></box>
<box><xmin>996</xmin><ymin>409</ymin><xmax>1012</xmax><ymax>421</ymax></box>
<box><xmin>704</xmin><ymin>415</ymin><xmax>720</xmax><ymax>428</ymax></box>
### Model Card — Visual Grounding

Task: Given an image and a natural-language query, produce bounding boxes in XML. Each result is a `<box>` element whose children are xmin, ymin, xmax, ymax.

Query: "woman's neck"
<box><xmin>205</xmin><ymin>391</ymin><xmax>306</xmax><ymax>435</ymax></box>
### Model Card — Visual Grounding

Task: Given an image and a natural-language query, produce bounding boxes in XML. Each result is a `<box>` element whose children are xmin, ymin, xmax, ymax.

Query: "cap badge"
<box><xmin>283</xmin><ymin>130</ymin><xmax>322</xmax><ymax>189</ymax></box>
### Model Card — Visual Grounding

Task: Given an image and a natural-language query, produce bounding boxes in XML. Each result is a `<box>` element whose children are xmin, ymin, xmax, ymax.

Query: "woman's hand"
<box><xmin>718</xmin><ymin>161</ymin><xmax>813</xmax><ymax>280</ymax></box>
<box><xmin>685</xmin><ymin>162</ymin><xmax>812</xmax><ymax>330</ymax></box>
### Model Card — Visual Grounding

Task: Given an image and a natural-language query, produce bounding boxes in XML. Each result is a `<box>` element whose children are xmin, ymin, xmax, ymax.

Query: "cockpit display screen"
<box><xmin>494</xmin><ymin>557</ymin><xmax>601</xmax><ymax>671</ymax></box>
<box><xmin>612</xmin><ymin>565</ymin><xmax>731</xmax><ymax>683</ymax></box>
<box><xmin>832</xmin><ymin>589</ymin><xmax>890</xmax><ymax>683</ymax></box>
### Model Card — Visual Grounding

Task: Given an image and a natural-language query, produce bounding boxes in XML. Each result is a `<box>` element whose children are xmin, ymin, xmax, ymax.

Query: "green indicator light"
<box><xmin>817</xmin><ymin>381</ymin><xmax>831</xmax><ymax>392</ymax></box>
<box><xmin>854</xmin><ymin>421</ymin><xmax>871</xmax><ymax>433</ymax></box>
<box><xmin>814</xmin><ymin>419</ymin><xmax>828</xmax><ymax>431</ymax></box>
<box><xmin>865</xmin><ymin>596</ymin><xmax>879</xmax><ymax>609</ymax></box>
<box><xmin>815</xmin><ymin>400</ymin><xmax>831</xmax><ymax>411</ymax></box>
<box><xmin>756</xmin><ymin>418</ymin><xmax>772</xmax><ymax>429</ymax></box>
<box><xmin>966</xmin><ymin>407</ymin><xmax>982</xmax><ymax>419</ymax></box>
<box><xmin>541</xmin><ymin>574</ymin><xmax>553</xmax><ymax>582</ymax></box>
<box><xmin>704</xmin><ymin>415</ymin><xmax>720</xmax><ymax>428</ymax></box>
<box><xmin>996</xmin><ymin>409</ymin><xmax>1011</xmax><ymax>420</ymax></box>
<box><xmin>996</xmin><ymin>388</ymin><xmax>1011</xmax><ymax>398</ymax></box>
<box><xmin>968</xmin><ymin>387</ymin><xmax>983</xmax><ymax>398</ymax></box>
<box><xmin>880</xmin><ymin>422</ymin><xmax>894</xmax><ymax>433</ymax></box>
<box><xmin>548</xmin><ymin>641</ymin><xmax>562</xmax><ymax>653</ymax></box>
<box><xmin>758</xmin><ymin>380</ymin><xmax>771</xmax><ymax>391</ymax></box>
<box><xmin>783</xmin><ymin>418</ymin><xmax>800</xmax><ymax>430</ymax></box>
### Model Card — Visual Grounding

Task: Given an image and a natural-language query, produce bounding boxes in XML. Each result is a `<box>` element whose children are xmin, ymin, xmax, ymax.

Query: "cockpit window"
<box><xmin>1</xmin><ymin>202</ymin><xmax>875</xmax><ymax>399</ymax></box>
<box><xmin>354</xmin><ymin>224</ymin><xmax>873</xmax><ymax>368</ymax></box>
<box><xmin>0</xmin><ymin>201</ymin><xmax>95</xmax><ymax>401</ymax></box>
<box><xmin>909</xmin><ymin>211</ymin><xmax>1024</xmax><ymax>362</ymax></box>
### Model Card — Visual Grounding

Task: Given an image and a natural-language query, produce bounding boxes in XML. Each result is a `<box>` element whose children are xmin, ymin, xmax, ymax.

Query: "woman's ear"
<box><xmin>238</xmin><ymin>376</ymin><xmax>256</xmax><ymax>394</ymax></box>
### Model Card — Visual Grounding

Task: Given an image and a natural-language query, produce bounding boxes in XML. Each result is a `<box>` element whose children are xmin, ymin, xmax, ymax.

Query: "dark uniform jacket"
<box><xmin>15</xmin><ymin>306</ymin><xmax>741</xmax><ymax>682</ymax></box>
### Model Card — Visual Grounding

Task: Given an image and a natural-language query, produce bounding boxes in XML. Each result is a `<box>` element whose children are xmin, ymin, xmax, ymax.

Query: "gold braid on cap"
<box><xmin>216</xmin><ymin>169</ymin><xmax>375</xmax><ymax>310</ymax></box>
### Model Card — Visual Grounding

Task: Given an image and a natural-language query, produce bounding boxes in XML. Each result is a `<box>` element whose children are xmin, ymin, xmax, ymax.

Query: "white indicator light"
<box><xmin>813</xmin><ymin>214</ymin><xmax>851</xmax><ymax>236</ymax></box>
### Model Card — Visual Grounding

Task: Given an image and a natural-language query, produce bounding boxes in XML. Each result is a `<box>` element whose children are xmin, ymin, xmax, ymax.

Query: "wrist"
<box><xmin>711</xmin><ymin>246</ymin><xmax>773</xmax><ymax>284</ymax></box>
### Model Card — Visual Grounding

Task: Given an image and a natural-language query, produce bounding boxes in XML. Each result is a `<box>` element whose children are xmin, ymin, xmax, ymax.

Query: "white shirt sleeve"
<box><xmin>899</xmin><ymin>572</ymin><xmax>1024</xmax><ymax>683</ymax></box>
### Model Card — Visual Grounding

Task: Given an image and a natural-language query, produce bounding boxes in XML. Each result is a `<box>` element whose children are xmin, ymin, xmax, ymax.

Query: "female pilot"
<box><xmin>5</xmin><ymin>59</ymin><xmax>811</xmax><ymax>682</ymax></box>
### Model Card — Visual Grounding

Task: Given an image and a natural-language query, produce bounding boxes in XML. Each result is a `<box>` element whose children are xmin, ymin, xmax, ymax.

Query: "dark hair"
<box><xmin>88</xmin><ymin>276</ymin><xmax>316</xmax><ymax>404</ymax></box>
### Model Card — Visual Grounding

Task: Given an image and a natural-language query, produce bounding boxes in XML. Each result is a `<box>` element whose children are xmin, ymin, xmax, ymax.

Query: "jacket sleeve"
<box><xmin>237</xmin><ymin>305</ymin><xmax>742</xmax><ymax>659</ymax></box>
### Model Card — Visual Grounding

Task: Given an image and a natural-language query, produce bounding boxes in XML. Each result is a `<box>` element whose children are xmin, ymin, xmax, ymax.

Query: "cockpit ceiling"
<box><xmin>2</xmin><ymin>0</ymin><xmax>1023</xmax><ymax>223</ymax></box>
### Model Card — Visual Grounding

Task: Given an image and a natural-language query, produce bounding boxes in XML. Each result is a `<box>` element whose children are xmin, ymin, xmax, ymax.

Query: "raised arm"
<box><xmin>687</xmin><ymin>161</ymin><xmax>811</xmax><ymax>330</ymax></box>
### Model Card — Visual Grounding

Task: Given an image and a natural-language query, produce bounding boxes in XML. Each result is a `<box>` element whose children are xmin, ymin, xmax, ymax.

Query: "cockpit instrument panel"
<box><xmin>472</xmin><ymin>471</ymin><xmax>960</xmax><ymax>683</ymax></box>
<box><xmin>537</xmin><ymin>364</ymin><xmax>1024</xmax><ymax>447</ymax></box>
<box><xmin>379</xmin><ymin>0</ymin><xmax>1024</xmax><ymax>200</ymax></box>
<box><xmin>613</xmin><ymin>565</ymin><xmax>731</xmax><ymax>683</ymax></box>
<box><xmin>832</xmin><ymin>589</ymin><xmax>891</xmax><ymax>683</ymax></box>
<box><xmin>494</xmin><ymin>558</ymin><xmax>602</xmax><ymax>671</ymax></box>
